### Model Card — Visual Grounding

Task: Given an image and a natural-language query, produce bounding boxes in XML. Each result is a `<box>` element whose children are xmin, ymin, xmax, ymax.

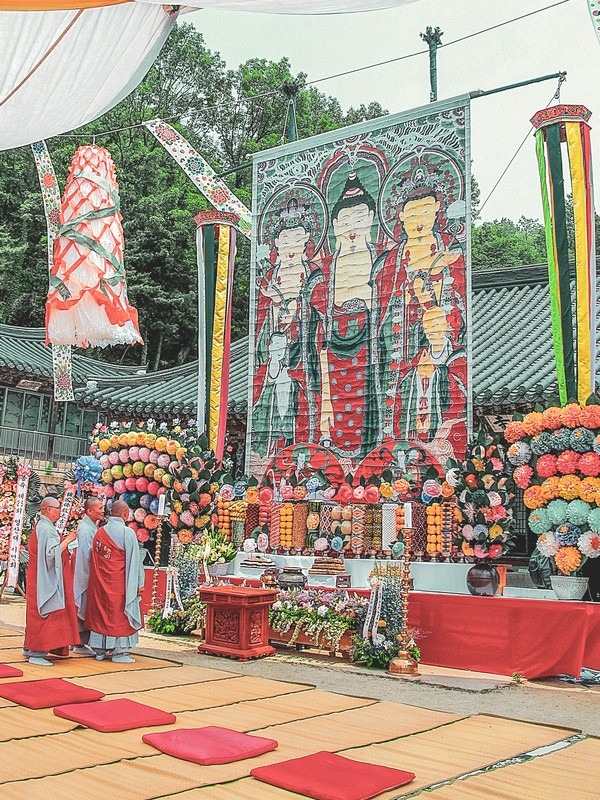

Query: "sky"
<box><xmin>185</xmin><ymin>0</ymin><xmax>600</xmax><ymax>223</ymax></box>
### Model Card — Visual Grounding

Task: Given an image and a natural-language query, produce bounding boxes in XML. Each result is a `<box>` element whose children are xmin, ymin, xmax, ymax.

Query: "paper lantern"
<box><xmin>99</xmin><ymin>455</ymin><xmax>110</xmax><ymax>469</ymax></box>
<box><xmin>157</xmin><ymin>453</ymin><xmax>171</xmax><ymax>469</ymax></box>
<box><xmin>125</xmin><ymin>477</ymin><xmax>137</xmax><ymax>492</ymax></box>
<box><xmin>133</xmin><ymin>461</ymin><xmax>145</xmax><ymax>477</ymax></box>
<box><xmin>140</xmin><ymin>494</ymin><xmax>151</xmax><ymax>510</ymax></box>
<box><xmin>134</xmin><ymin>508</ymin><xmax>147</xmax><ymax>523</ymax></box>
<box><xmin>135</xmin><ymin>477</ymin><xmax>149</xmax><ymax>493</ymax></box>
<box><xmin>129</xmin><ymin>446</ymin><xmax>140</xmax><ymax>461</ymax></box>
<box><xmin>147</xmin><ymin>481</ymin><xmax>160</xmax><ymax>496</ymax></box>
<box><xmin>46</xmin><ymin>145</ymin><xmax>142</xmax><ymax>349</ymax></box>
<box><xmin>118</xmin><ymin>448</ymin><xmax>130</xmax><ymax>464</ymax></box>
<box><xmin>122</xmin><ymin>464</ymin><xmax>133</xmax><ymax>478</ymax></box>
<box><xmin>149</xmin><ymin>449</ymin><xmax>160</xmax><ymax>464</ymax></box>
<box><xmin>114</xmin><ymin>479</ymin><xmax>126</xmax><ymax>494</ymax></box>
<box><xmin>108</xmin><ymin>451</ymin><xmax>120</xmax><ymax>466</ymax></box>
<box><xmin>139</xmin><ymin>447</ymin><xmax>151</xmax><ymax>462</ymax></box>
<box><xmin>102</xmin><ymin>470</ymin><xmax>113</xmax><ymax>485</ymax></box>
<box><xmin>144</xmin><ymin>463</ymin><xmax>155</xmax><ymax>478</ymax></box>
<box><xmin>110</xmin><ymin>465</ymin><xmax>123</xmax><ymax>480</ymax></box>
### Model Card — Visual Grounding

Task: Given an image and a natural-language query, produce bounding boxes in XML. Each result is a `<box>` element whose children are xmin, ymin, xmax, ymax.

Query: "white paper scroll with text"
<box><xmin>7</xmin><ymin>464</ymin><xmax>31</xmax><ymax>588</ymax></box>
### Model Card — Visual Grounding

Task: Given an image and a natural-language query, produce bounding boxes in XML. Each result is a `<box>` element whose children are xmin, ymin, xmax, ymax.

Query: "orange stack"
<box><xmin>217</xmin><ymin>495</ymin><xmax>231</xmax><ymax>540</ymax></box>
<box><xmin>426</xmin><ymin>502</ymin><xmax>443</xmax><ymax>554</ymax></box>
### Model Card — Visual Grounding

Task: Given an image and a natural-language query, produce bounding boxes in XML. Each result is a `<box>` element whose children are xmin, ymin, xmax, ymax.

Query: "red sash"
<box><xmin>85</xmin><ymin>526</ymin><xmax>136</xmax><ymax>637</ymax></box>
<box><xmin>24</xmin><ymin>526</ymin><xmax>79</xmax><ymax>653</ymax></box>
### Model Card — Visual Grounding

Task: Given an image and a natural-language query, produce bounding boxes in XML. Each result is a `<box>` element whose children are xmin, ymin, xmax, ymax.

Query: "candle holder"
<box><xmin>150</xmin><ymin>513</ymin><xmax>167</xmax><ymax>613</ymax></box>
<box><xmin>388</xmin><ymin>526</ymin><xmax>420</xmax><ymax>677</ymax></box>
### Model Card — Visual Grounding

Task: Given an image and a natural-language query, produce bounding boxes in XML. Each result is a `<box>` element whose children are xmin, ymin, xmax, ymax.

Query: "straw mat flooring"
<box><xmin>0</xmin><ymin>651</ymin><xmax>593</xmax><ymax>800</ymax></box>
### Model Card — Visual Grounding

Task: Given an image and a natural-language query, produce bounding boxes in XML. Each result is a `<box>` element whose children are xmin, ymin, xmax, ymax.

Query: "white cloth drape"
<box><xmin>156</xmin><ymin>0</ymin><xmax>416</xmax><ymax>12</ymax></box>
<box><xmin>0</xmin><ymin>4</ymin><xmax>177</xmax><ymax>151</ymax></box>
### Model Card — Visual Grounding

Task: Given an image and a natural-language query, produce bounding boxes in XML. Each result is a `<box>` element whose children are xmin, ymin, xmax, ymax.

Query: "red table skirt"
<box><xmin>142</xmin><ymin>570</ymin><xmax>600</xmax><ymax>678</ymax></box>
<box><xmin>408</xmin><ymin>591</ymin><xmax>600</xmax><ymax>679</ymax></box>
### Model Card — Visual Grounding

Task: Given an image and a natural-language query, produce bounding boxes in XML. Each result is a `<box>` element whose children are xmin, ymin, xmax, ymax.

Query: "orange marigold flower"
<box><xmin>579</xmin><ymin>478</ymin><xmax>598</xmax><ymax>503</ymax></box>
<box><xmin>461</xmin><ymin>541</ymin><xmax>474</xmax><ymax>557</ymax></box>
<box><xmin>504</xmin><ymin>421</ymin><xmax>525</xmax><ymax>443</ymax></box>
<box><xmin>558</xmin><ymin>474</ymin><xmax>581</xmax><ymax>500</ymax></box>
<box><xmin>540</xmin><ymin>476</ymin><xmax>561</xmax><ymax>501</ymax></box>
<box><xmin>522</xmin><ymin>411</ymin><xmax>545</xmax><ymax>436</ymax></box>
<box><xmin>178</xmin><ymin>528</ymin><xmax>193</xmax><ymax>544</ymax></box>
<box><xmin>541</xmin><ymin>406</ymin><xmax>565</xmax><ymax>430</ymax></box>
<box><xmin>555</xmin><ymin>546</ymin><xmax>581</xmax><ymax>575</ymax></box>
<box><xmin>580</xmin><ymin>404</ymin><xmax>600</xmax><ymax>429</ymax></box>
<box><xmin>523</xmin><ymin>485</ymin><xmax>544</xmax><ymax>509</ymax></box>
<box><xmin>561</xmin><ymin>403</ymin><xmax>584</xmax><ymax>429</ymax></box>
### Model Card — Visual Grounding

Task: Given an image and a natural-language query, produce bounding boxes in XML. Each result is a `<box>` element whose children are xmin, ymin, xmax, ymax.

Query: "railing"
<box><xmin>0</xmin><ymin>426</ymin><xmax>89</xmax><ymax>473</ymax></box>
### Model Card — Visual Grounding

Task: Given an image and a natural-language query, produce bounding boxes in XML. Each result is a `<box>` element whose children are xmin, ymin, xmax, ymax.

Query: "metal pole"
<box><xmin>281</xmin><ymin>79</ymin><xmax>302</xmax><ymax>143</ymax></box>
<box><xmin>420</xmin><ymin>26</ymin><xmax>443</xmax><ymax>103</ymax></box>
<box><xmin>470</xmin><ymin>71</ymin><xmax>566</xmax><ymax>100</ymax></box>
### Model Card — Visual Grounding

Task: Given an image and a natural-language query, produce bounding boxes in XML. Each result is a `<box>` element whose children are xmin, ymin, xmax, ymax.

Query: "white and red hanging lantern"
<box><xmin>46</xmin><ymin>144</ymin><xmax>143</xmax><ymax>349</ymax></box>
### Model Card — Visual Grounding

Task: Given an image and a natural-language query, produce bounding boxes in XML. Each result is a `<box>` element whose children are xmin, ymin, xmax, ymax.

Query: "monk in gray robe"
<box><xmin>72</xmin><ymin>496</ymin><xmax>104</xmax><ymax>655</ymax></box>
<box><xmin>23</xmin><ymin>497</ymin><xmax>79</xmax><ymax>666</ymax></box>
<box><xmin>85</xmin><ymin>500</ymin><xmax>145</xmax><ymax>663</ymax></box>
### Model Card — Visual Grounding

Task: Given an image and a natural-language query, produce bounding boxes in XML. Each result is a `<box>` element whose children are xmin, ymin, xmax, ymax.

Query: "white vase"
<box><xmin>550</xmin><ymin>575</ymin><xmax>589</xmax><ymax>601</ymax></box>
<box><xmin>207</xmin><ymin>562</ymin><xmax>230</xmax><ymax>577</ymax></box>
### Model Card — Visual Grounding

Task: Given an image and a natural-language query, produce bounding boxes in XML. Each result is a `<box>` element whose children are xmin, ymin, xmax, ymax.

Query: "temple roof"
<box><xmin>1</xmin><ymin>264</ymin><xmax>597</xmax><ymax>415</ymax></box>
<box><xmin>0</xmin><ymin>324</ymin><xmax>145</xmax><ymax>384</ymax></box>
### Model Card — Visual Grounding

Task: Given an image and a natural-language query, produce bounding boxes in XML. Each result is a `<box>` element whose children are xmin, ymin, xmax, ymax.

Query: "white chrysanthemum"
<box><xmin>537</xmin><ymin>532</ymin><xmax>560</xmax><ymax>557</ymax></box>
<box><xmin>579</xmin><ymin>532</ymin><xmax>600</xmax><ymax>558</ymax></box>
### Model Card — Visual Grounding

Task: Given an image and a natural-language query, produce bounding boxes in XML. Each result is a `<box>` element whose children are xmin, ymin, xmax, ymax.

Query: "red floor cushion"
<box><xmin>0</xmin><ymin>665</ymin><xmax>23</xmax><ymax>679</ymax></box>
<box><xmin>54</xmin><ymin>698</ymin><xmax>176</xmax><ymax>732</ymax></box>
<box><xmin>250</xmin><ymin>751</ymin><xmax>415</xmax><ymax>800</ymax></box>
<box><xmin>0</xmin><ymin>678</ymin><xmax>104</xmax><ymax>709</ymax></box>
<box><xmin>142</xmin><ymin>726</ymin><xmax>278</xmax><ymax>765</ymax></box>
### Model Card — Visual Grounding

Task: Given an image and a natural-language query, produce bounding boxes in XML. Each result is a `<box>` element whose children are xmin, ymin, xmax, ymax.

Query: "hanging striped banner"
<box><xmin>195</xmin><ymin>212</ymin><xmax>238</xmax><ymax>460</ymax></box>
<box><xmin>531</xmin><ymin>104</ymin><xmax>596</xmax><ymax>405</ymax></box>
<box><xmin>145</xmin><ymin>119</ymin><xmax>252</xmax><ymax>239</ymax></box>
<box><xmin>31</xmin><ymin>140</ymin><xmax>75</xmax><ymax>402</ymax></box>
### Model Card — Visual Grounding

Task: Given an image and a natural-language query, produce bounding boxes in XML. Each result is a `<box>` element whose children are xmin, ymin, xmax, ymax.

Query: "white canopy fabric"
<box><xmin>0</xmin><ymin>0</ymin><xmax>416</xmax><ymax>151</ymax></box>
<box><xmin>0</xmin><ymin>4</ymin><xmax>177</xmax><ymax>151</ymax></box>
<box><xmin>160</xmin><ymin>0</ymin><xmax>416</xmax><ymax>13</ymax></box>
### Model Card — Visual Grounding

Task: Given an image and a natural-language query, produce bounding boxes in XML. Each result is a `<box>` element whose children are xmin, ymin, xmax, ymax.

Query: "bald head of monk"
<box><xmin>110</xmin><ymin>499</ymin><xmax>131</xmax><ymax>522</ymax></box>
<box><xmin>85</xmin><ymin>496</ymin><xmax>104</xmax><ymax>524</ymax></box>
<box><xmin>40</xmin><ymin>496</ymin><xmax>61</xmax><ymax>523</ymax></box>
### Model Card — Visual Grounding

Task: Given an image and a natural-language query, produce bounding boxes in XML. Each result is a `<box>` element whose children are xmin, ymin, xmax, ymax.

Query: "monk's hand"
<box><xmin>64</xmin><ymin>530</ymin><xmax>77</xmax><ymax>544</ymax></box>
<box><xmin>138</xmin><ymin>588</ymin><xmax>144</xmax><ymax>597</ymax></box>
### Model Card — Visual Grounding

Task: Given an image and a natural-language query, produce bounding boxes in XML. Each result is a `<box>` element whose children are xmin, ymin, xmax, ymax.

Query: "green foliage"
<box><xmin>471</xmin><ymin>216</ymin><xmax>547</xmax><ymax>271</ymax></box>
<box><xmin>146</xmin><ymin>592</ymin><xmax>206</xmax><ymax>635</ymax></box>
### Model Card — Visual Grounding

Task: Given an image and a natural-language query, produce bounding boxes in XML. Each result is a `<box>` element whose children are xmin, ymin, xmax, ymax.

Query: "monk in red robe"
<box><xmin>85</xmin><ymin>500</ymin><xmax>145</xmax><ymax>663</ymax></box>
<box><xmin>23</xmin><ymin>496</ymin><xmax>79</xmax><ymax>666</ymax></box>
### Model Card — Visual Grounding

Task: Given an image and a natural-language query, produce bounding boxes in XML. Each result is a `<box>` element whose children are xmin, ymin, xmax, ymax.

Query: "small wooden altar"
<box><xmin>197</xmin><ymin>585</ymin><xmax>278</xmax><ymax>661</ymax></box>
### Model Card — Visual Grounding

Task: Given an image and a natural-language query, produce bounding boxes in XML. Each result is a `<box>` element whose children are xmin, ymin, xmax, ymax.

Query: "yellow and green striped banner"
<box><xmin>565</xmin><ymin>121</ymin><xmax>596</xmax><ymax>404</ymax></box>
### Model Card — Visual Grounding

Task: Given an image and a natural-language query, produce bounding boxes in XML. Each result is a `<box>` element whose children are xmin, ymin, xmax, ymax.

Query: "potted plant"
<box><xmin>199</xmin><ymin>526</ymin><xmax>236</xmax><ymax>579</ymax></box>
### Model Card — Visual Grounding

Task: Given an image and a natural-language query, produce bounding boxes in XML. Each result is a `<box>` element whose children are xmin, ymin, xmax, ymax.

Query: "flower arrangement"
<box><xmin>351</xmin><ymin>563</ymin><xmax>420</xmax><ymax>668</ymax></box>
<box><xmin>505</xmin><ymin>403</ymin><xmax>600</xmax><ymax>576</ymax></box>
<box><xmin>0</xmin><ymin>463</ymin><xmax>17</xmax><ymax>562</ymax></box>
<box><xmin>453</xmin><ymin>428</ymin><xmax>515</xmax><ymax>559</ymax></box>
<box><xmin>92</xmin><ymin>421</ymin><xmax>184</xmax><ymax>542</ymax></box>
<box><xmin>269</xmin><ymin>588</ymin><xmax>368</xmax><ymax>653</ymax></box>
<box><xmin>168</xmin><ymin>450</ymin><xmax>221</xmax><ymax>546</ymax></box>
<box><xmin>146</xmin><ymin>592</ymin><xmax>206</xmax><ymax>636</ymax></box>
<box><xmin>198</xmin><ymin>527</ymin><xmax>236</xmax><ymax>565</ymax></box>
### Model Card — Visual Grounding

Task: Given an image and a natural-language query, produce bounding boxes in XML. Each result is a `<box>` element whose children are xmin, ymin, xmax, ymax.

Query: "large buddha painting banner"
<box><xmin>247</xmin><ymin>96</ymin><xmax>471</xmax><ymax>485</ymax></box>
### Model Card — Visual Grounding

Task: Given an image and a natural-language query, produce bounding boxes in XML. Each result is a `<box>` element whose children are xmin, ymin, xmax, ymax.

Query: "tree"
<box><xmin>471</xmin><ymin>217</ymin><xmax>546</xmax><ymax>271</ymax></box>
